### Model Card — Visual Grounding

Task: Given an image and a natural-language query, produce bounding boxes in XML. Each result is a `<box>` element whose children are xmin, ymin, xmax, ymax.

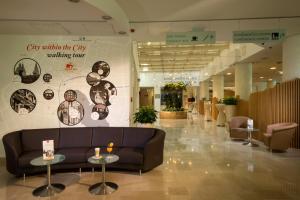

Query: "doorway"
<box><xmin>139</xmin><ymin>87</ymin><xmax>154</xmax><ymax>107</ymax></box>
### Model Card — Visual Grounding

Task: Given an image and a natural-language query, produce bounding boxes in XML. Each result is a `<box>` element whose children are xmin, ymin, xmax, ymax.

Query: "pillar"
<box><xmin>199</xmin><ymin>80</ymin><xmax>209</xmax><ymax>100</ymax></box>
<box><xmin>212</xmin><ymin>75</ymin><xmax>224</xmax><ymax>99</ymax></box>
<box><xmin>283</xmin><ymin>34</ymin><xmax>300</xmax><ymax>81</ymax></box>
<box><xmin>235</xmin><ymin>63</ymin><xmax>252</xmax><ymax>100</ymax></box>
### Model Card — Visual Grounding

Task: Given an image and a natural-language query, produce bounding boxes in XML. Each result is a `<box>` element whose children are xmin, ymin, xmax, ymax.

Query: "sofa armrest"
<box><xmin>2</xmin><ymin>131</ymin><xmax>23</xmax><ymax>175</ymax></box>
<box><xmin>143</xmin><ymin>128</ymin><xmax>165</xmax><ymax>171</ymax></box>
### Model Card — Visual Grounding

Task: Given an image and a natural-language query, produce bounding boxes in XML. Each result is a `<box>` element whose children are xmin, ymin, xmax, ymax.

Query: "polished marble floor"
<box><xmin>1</xmin><ymin>115</ymin><xmax>300</xmax><ymax>200</ymax></box>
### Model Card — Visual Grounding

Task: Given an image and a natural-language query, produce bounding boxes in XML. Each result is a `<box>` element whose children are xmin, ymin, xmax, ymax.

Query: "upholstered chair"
<box><xmin>229</xmin><ymin>116</ymin><xmax>249</xmax><ymax>140</ymax></box>
<box><xmin>263</xmin><ymin>122</ymin><xmax>298</xmax><ymax>152</ymax></box>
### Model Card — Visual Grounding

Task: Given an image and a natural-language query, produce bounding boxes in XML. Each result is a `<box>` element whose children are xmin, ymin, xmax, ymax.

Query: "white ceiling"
<box><xmin>116</xmin><ymin>0</ymin><xmax>300</xmax><ymax>22</ymax></box>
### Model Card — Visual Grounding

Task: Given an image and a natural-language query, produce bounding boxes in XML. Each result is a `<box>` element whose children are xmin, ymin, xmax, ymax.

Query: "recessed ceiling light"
<box><xmin>268</xmin><ymin>78</ymin><xmax>273</xmax><ymax>81</ymax></box>
<box><xmin>147</xmin><ymin>42</ymin><xmax>151</xmax><ymax>45</ymax></box>
<box><xmin>270</xmin><ymin>67</ymin><xmax>276</xmax><ymax>70</ymax></box>
<box><xmin>102</xmin><ymin>15</ymin><xmax>112</xmax><ymax>20</ymax></box>
<box><xmin>143</xmin><ymin>67</ymin><xmax>149</xmax><ymax>72</ymax></box>
<box><xmin>140</xmin><ymin>63</ymin><xmax>149</xmax><ymax>66</ymax></box>
<box><xmin>226</xmin><ymin>72</ymin><xmax>232</xmax><ymax>75</ymax></box>
<box><xmin>279</xmin><ymin>71</ymin><xmax>283</xmax><ymax>75</ymax></box>
<box><xmin>259</xmin><ymin>76</ymin><xmax>264</xmax><ymax>79</ymax></box>
<box><xmin>204</xmin><ymin>72</ymin><xmax>209</xmax><ymax>76</ymax></box>
<box><xmin>118</xmin><ymin>31</ymin><xmax>127</xmax><ymax>35</ymax></box>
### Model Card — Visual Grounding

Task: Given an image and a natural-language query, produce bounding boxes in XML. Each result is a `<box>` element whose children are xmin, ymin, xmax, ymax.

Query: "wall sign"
<box><xmin>10</xmin><ymin>89</ymin><xmax>37</xmax><ymax>114</ymax></box>
<box><xmin>232</xmin><ymin>29</ymin><xmax>286</xmax><ymax>43</ymax></box>
<box><xmin>14</xmin><ymin>58</ymin><xmax>41</xmax><ymax>84</ymax></box>
<box><xmin>87</xmin><ymin>61</ymin><xmax>117</xmax><ymax>120</ymax></box>
<box><xmin>166</xmin><ymin>31</ymin><xmax>216</xmax><ymax>45</ymax></box>
<box><xmin>57</xmin><ymin>90</ymin><xmax>84</xmax><ymax>126</ymax></box>
<box><xmin>43</xmin><ymin>89</ymin><xmax>54</xmax><ymax>100</ymax></box>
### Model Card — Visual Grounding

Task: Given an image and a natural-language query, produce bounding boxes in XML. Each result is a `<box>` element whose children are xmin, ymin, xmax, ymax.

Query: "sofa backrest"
<box><xmin>59</xmin><ymin>127</ymin><xmax>93</xmax><ymax>148</ymax></box>
<box><xmin>92</xmin><ymin>127</ymin><xmax>124</xmax><ymax>147</ymax></box>
<box><xmin>22</xmin><ymin>128</ymin><xmax>60</xmax><ymax>151</ymax></box>
<box><xmin>122</xmin><ymin>127</ymin><xmax>155</xmax><ymax>148</ymax></box>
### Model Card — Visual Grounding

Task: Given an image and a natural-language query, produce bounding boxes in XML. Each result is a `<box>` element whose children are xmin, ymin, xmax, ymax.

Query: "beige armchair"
<box><xmin>229</xmin><ymin>116</ymin><xmax>249</xmax><ymax>140</ymax></box>
<box><xmin>263</xmin><ymin>122</ymin><xmax>298</xmax><ymax>152</ymax></box>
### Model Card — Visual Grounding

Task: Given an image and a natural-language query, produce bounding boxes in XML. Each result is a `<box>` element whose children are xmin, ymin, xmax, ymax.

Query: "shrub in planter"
<box><xmin>222</xmin><ymin>96</ymin><xmax>238</xmax><ymax>105</ymax></box>
<box><xmin>133</xmin><ymin>106</ymin><xmax>157</xmax><ymax>124</ymax></box>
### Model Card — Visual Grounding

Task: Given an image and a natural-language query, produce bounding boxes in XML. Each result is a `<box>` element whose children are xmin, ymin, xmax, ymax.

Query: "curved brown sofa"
<box><xmin>2</xmin><ymin>127</ymin><xmax>165</xmax><ymax>176</ymax></box>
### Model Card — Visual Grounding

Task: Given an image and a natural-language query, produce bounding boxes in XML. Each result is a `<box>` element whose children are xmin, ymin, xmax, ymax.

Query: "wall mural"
<box><xmin>57</xmin><ymin>90</ymin><xmax>84</xmax><ymax>126</ymax></box>
<box><xmin>43</xmin><ymin>73</ymin><xmax>52</xmax><ymax>83</ymax></box>
<box><xmin>14</xmin><ymin>58</ymin><xmax>41</xmax><ymax>84</ymax></box>
<box><xmin>10</xmin><ymin>89</ymin><xmax>37</xmax><ymax>114</ymax></box>
<box><xmin>87</xmin><ymin>61</ymin><xmax>117</xmax><ymax>120</ymax></box>
<box><xmin>43</xmin><ymin>89</ymin><xmax>54</xmax><ymax>100</ymax></box>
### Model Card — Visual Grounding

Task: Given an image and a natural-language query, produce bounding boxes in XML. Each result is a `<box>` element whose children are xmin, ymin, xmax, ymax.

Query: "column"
<box><xmin>235</xmin><ymin>63</ymin><xmax>252</xmax><ymax>100</ymax></box>
<box><xmin>199</xmin><ymin>80</ymin><xmax>209</xmax><ymax>100</ymax></box>
<box><xmin>283</xmin><ymin>34</ymin><xmax>300</xmax><ymax>81</ymax></box>
<box><xmin>212</xmin><ymin>75</ymin><xmax>224</xmax><ymax>99</ymax></box>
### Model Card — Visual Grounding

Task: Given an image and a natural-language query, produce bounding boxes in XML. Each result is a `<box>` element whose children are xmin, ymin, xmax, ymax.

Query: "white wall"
<box><xmin>0</xmin><ymin>35</ymin><xmax>132</xmax><ymax>156</ymax></box>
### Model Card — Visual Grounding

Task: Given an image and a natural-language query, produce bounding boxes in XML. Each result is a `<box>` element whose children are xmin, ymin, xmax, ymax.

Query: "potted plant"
<box><xmin>133</xmin><ymin>106</ymin><xmax>157</xmax><ymax>127</ymax></box>
<box><xmin>222</xmin><ymin>96</ymin><xmax>238</xmax><ymax>122</ymax></box>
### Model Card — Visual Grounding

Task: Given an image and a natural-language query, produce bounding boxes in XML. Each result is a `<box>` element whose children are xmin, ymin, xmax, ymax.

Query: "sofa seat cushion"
<box><xmin>19</xmin><ymin>151</ymin><xmax>43</xmax><ymax>168</ymax></box>
<box><xmin>57</xmin><ymin>148</ymin><xmax>89</xmax><ymax>164</ymax></box>
<box><xmin>116</xmin><ymin>148</ymin><xmax>143</xmax><ymax>165</ymax></box>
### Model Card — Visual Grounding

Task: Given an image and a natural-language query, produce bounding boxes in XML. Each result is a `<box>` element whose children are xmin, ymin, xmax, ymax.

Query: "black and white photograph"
<box><xmin>57</xmin><ymin>100</ymin><xmax>84</xmax><ymax>126</ymax></box>
<box><xmin>92</xmin><ymin>104</ymin><xmax>109</xmax><ymax>120</ymax></box>
<box><xmin>64</xmin><ymin>90</ymin><xmax>77</xmax><ymax>102</ymax></box>
<box><xmin>10</xmin><ymin>89</ymin><xmax>37</xmax><ymax>114</ymax></box>
<box><xmin>43</xmin><ymin>89</ymin><xmax>54</xmax><ymax>100</ymax></box>
<box><xmin>43</xmin><ymin>73</ymin><xmax>52</xmax><ymax>83</ymax></box>
<box><xmin>14</xmin><ymin>58</ymin><xmax>41</xmax><ymax>84</ymax></box>
<box><xmin>86</xmin><ymin>72</ymin><xmax>101</xmax><ymax>86</ymax></box>
<box><xmin>92</xmin><ymin>61</ymin><xmax>110</xmax><ymax>79</ymax></box>
<box><xmin>89</xmin><ymin>80</ymin><xmax>117</xmax><ymax>106</ymax></box>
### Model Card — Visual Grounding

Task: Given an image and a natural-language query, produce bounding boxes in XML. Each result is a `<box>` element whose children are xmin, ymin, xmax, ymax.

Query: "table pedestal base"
<box><xmin>32</xmin><ymin>183</ymin><xmax>65</xmax><ymax>197</ymax></box>
<box><xmin>243</xmin><ymin>141</ymin><xmax>259</xmax><ymax>147</ymax></box>
<box><xmin>89</xmin><ymin>182</ymin><xmax>118</xmax><ymax>195</ymax></box>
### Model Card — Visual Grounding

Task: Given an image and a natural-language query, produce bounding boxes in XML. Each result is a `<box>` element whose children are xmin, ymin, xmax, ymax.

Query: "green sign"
<box><xmin>166</xmin><ymin>31</ymin><xmax>216</xmax><ymax>45</ymax></box>
<box><xmin>233</xmin><ymin>29</ymin><xmax>286</xmax><ymax>43</ymax></box>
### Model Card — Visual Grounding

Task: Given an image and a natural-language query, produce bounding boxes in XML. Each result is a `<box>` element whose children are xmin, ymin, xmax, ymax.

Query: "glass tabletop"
<box><xmin>88</xmin><ymin>154</ymin><xmax>119</xmax><ymax>165</ymax></box>
<box><xmin>30</xmin><ymin>154</ymin><xmax>65</xmax><ymax>166</ymax></box>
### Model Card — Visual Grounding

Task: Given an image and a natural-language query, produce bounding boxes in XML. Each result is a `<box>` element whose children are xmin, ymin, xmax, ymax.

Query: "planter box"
<box><xmin>160</xmin><ymin>111</ymin><xmax>187</xmax><ymax>119</ymax></box>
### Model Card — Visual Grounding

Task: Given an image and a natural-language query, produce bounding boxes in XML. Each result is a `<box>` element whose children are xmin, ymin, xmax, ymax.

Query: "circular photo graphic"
<box><xmin>64</xmin><ymin>90</ymin><xmax>77</xmax><ymax>102</ymax></box>
<box><xmin>43</xmin><ymin>89</ymin><xmax>54</xmax><ymax>100</ymax></box>
<box><xmin>89</xmin><ymin>80</ymin><xmax>117</xmax><ymax>106</ymax></box>
<box><xmin>43</xmin><ymin>73</ymin><xmax>52</xmax><ymax>83</ymax></box>
<box><xmin>92</xmin><ymin>104</ymin><xmax>109</xmax><ymax>120</ymax></box>
<box><xmin>86</xmin><ymin>72</ymin><xmax>101</xmax><ymax>86</ymax></box>
<box><xmin>57</xmin><ymin>101</ymin><xmax>84</xmax><ymax>126</ymax></box>
<box><xmin>92</xmin><ymin>61</ymin><xmax>110</xmax><ymax>79</ymax></box>
<box><xmin>14</xmin><ymin>58</ymin><xmax>41</xmax><ymax>84</ymax></box>
<box><xmin>10</xmin><ymin>89</ymin><xmax>37</xmax><ymax>114</ymax></box>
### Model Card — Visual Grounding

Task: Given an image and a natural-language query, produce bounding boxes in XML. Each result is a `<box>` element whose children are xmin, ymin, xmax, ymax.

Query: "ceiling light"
<box><xmin>204</xmin><ymin>72</ymin><xmax>209</xmax><ymax>76</ymax></box>
<box><xmin>102</xmin><ymin>15</ymin><xmax>112</xmax><ymax>20</ymax></box>
<box><xmin>226</xmin><ymin>72</ymin><xmax>232</xmax><ymax>75</ymax></box>
<box><xmin>279</xmin><ymin>71</ymin><xmax>283</xmax><ymax>75</ymax></box>
<box><xmin>259</xmin><ymin>76</ymin><xmax>264</xmax><ymax>79</ymax></box>
<box><xmin>268</xmin><ymin>78</ymin><xmax>273</xmax><ymax>81</ymax></box>
<box><xmin>140</xmin><ymin>63</ymin><xmax>149</xmax><ymax>66</ymax></box>
<box><xmin>118</xmin><ymin>31</ymin><xmax>127</xmax><ymax>35</ymax></box>
<box><xmin>142</xmin><ymin>67</ymin><xmax>149</xmax><ymax>72</ymax></box>
<box><xmin>270</xmin><ymin>67</ymin><xmax>276</xmax><ymax>70</ymax></box>
<box><xmin>147</xmin><ymin>42</ymin><xmax>151</xmax><ymax>45</ymax></box>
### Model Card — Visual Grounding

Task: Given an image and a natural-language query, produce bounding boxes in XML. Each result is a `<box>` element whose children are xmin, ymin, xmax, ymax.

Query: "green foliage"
<box><xmin>163</xmin><ymin>81</ymin><xmax>187</xmax><ymax>91</ymax></box>
<box><xmin>222</xmin><ymin>96</ymin><xmax>238</xmax><ymax>105</ymax></box>
<box><xmin>133</xmin><ymin>106</ymin><xmax>157</xmax><ymax>124</ymax></box>
<box><xmin>162</xmin><ymin>107</ymin><xmax>184</xmax><ymax>112</ymax></box>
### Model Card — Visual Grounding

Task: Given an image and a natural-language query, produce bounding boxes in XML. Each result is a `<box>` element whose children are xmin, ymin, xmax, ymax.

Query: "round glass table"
<box><xmin>233</xmin><ymin>128</ymin><xmax>260</xmax><ymax>147</ymax></box>
<box><xmin>30</xmin><ymin>154</ymin><xmax>65</xmax><ymax>197</ymax></box>
<box><xmin>88</xmin><ymin>154</ymin><xmax>119</xmax><ymax>195</ymax></box>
